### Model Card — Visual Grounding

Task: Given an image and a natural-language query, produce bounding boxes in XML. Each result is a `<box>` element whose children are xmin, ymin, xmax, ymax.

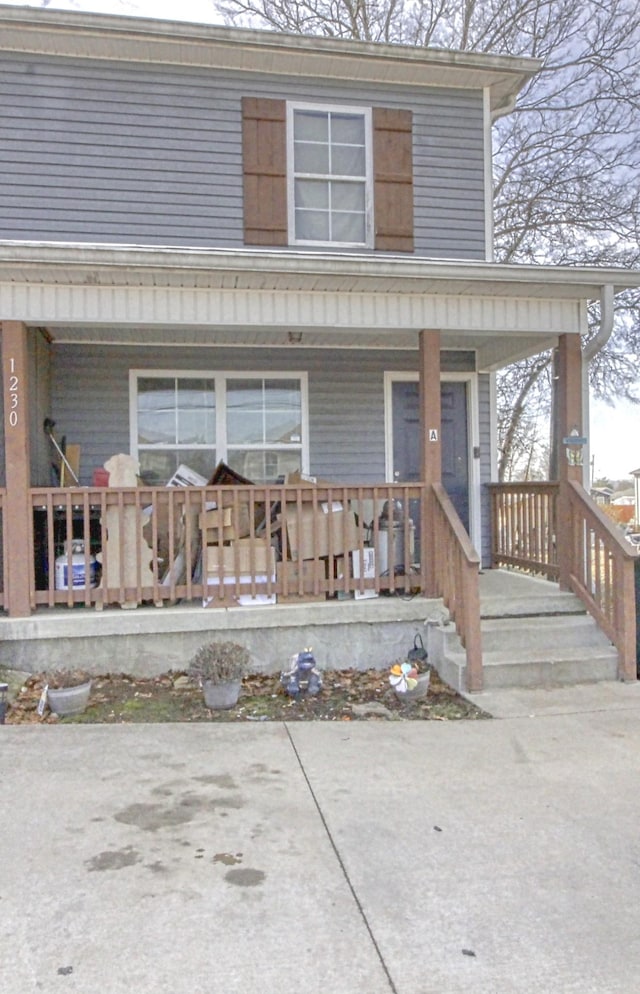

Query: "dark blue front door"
<box><xmin>392</xmin><ymin>380</ymin><xmax>470</xmax><ymax>532</ymax></box>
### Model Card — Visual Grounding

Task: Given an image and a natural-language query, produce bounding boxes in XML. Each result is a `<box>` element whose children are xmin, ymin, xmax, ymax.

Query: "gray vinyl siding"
<box><xmin>0</xmin><ymin>53</ymin><xmax>486</xmax><ymax>259</ymax></box>
<box><xmin>29</xmin><ymin>330</ymin><xmax>52</xmax><ymax>487</ymax></box>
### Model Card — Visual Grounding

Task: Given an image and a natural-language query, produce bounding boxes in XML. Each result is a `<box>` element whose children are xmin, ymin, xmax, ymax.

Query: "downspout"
<box><xmin>581</xmin><ymin>284</ymin><xmax>614</xmax><ymax>487</ymax></box>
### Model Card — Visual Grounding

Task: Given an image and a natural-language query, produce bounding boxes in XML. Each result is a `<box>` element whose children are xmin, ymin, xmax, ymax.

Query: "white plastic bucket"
<box><xmin>54</xmin><ymin>541</ymin><xmax>98</xmax><ymax>591</ymax></box>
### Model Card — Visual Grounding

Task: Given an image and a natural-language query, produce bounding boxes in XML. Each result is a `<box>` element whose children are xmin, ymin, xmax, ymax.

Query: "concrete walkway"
<box><xmin>3</xmin><ymin>686</ymin><xmax>640</xmax><ymax>994</ymax></box>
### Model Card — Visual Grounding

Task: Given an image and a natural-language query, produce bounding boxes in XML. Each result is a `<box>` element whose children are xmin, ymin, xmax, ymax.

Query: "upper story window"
<box><xmin>242</xmin><ymin>96</ymin><xmax>413</xmax><ymax>253</ymax></box>
<box><xmin>288</xmin><ymin>104</ymin><xmax>373</xmax><ymax>247</ymax></box>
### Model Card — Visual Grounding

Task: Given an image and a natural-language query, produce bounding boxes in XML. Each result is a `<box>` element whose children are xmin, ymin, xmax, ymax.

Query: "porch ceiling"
<box><xmin>2</xmin><ymin>242</ymin><xmax>640</xmax><ymax>370</ymax></box>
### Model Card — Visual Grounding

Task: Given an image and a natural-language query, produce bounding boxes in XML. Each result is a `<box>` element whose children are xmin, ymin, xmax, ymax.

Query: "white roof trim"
<box><xmin>0</xmin><ymin>6</ymin><xmax>539</xmax><ymax>113</ymax></box>
<box><xmin>1</xmin><ymin>241</ymin><xmax>639</xmax><ymax>299</ymax></box>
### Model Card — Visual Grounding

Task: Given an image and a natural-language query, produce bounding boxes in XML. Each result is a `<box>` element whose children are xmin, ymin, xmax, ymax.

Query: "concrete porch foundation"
<box><xmin>0</xmin><ymin>596</ymin><xmax>448</xmax><ymax>677</ymax></box>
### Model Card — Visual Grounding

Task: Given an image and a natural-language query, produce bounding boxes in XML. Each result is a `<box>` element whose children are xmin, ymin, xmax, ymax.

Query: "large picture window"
<box><xmin>288</xmin><ymin>103</ymin><xmax>372</xmax><ymax>247</ymax></box>
<box><xmin>131</xmin><ymin>371</ymin><xmax>307</xmax><ymax>485</ymax></box>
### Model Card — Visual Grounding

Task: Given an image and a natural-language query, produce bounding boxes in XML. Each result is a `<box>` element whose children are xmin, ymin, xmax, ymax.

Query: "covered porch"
<box><xmin>1</xmin><ymin>243</ymin><xmax>639</xmax><ymax>690</ymax></box>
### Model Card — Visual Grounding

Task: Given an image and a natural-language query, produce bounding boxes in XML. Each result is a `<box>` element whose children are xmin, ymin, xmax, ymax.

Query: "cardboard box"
<box><xmin>203</xmin><ymin>573</ymin><xmax>276</xmax><ymax>607</ymax></box>
<box><xmin>351</xmin><ymin>548</ymin><xmax>378</xmax><ymax>600</ymax></box>
<box><xmin>277</xmin><ymin>559</ymin><xmax>326</xmax><ymax>601</ymax></box>
<box><xmin>199</xmin><ymin>503</ymin><xmax>251</xmax><ymax>542</ymax></box>
<box><xmin>205</xmin><ymin>540</ymin><xmax>275</xmax><ymax>576</ymax></box>
<box><xmin>199</xmin><ymin>507</ymin><xmax>233</xmax><ymax>530</ymax></box>
<box><xmin>280</xmin><ymin>507</ymin><xmax>359</xmax><ymax>560</ymax></box>
<box><xmin>202</xmin><ymin>526</ymin><xmax>237</xmax><ymax>544</ymax></box>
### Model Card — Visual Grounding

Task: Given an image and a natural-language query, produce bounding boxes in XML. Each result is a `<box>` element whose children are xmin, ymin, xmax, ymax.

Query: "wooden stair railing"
<box><xmin>564</xmin><ymin>481</ymin><xmax>638</xmax><ymax>681</ymax></box>
<box><xmin>431</xmin><ymin>482</ymin><xmax>483</xmax><ymax>692</ymax></box>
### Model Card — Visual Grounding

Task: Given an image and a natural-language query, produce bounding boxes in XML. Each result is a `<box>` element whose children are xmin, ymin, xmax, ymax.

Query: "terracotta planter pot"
<box><xmin>47</xmin><ymin>681</ymin><xmax>92</xmax><ymax>716</ymax></box>
<box><xmin>202</xmin><ymin>680</ymin><xmax>241</xmax><ymax>710</ymax></box>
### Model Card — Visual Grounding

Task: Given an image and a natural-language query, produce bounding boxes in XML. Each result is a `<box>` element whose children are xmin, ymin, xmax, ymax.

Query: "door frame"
<box><xmin>383</xmin><ymin>370</ymin><xmax>482</xmax><ymax>554</ymax></box>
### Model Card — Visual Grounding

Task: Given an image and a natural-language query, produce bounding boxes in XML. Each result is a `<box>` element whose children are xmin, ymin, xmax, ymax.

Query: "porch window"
<box><xmin>288</xmin><ymin>104</ymin><xmax>373</xmax><ymax>247</ymax></box>
<box><xmin>131</xmin><ymin>372</ymin><xmax>306</xmax><ymax>485</ymax></box>
<box><xmin>135</xmin><ymin>375</ymin><xmax>216</xmax><ymax>485</ymax></box>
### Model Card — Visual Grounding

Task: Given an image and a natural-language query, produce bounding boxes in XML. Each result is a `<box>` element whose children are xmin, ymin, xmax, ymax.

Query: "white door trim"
<box><xmin>383</xmin><ymin>370</ymin><xmax>482</xmax><ymax>555</ymax></box>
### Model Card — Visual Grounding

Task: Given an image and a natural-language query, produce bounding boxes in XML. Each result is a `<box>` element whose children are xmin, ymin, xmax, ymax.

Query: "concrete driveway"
<box><xmin>3</xmin><ymin>687</ymin><xmax>640</xmax><ymax>993</ymax></box>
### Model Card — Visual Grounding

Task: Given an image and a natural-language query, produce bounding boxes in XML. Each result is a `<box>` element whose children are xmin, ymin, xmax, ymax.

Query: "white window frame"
<box><xmin>287</xmin><ymin>101</ymin><xmax>374</xmax><ymax>249</ymax></box>
<box><xmin>130</xmin><ymin>370</ymin><xmax>309</xmax><ymax>482</ymax></box>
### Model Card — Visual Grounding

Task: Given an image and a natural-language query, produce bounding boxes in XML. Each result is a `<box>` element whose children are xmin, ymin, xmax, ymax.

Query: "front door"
<box><xmin>391</xmin><ymin>379</ymin><xmax>470</xmax><ymax>532</ymax></box>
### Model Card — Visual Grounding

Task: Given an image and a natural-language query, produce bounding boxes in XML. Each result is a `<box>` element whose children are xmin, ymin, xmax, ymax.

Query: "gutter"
<box><xmin>583</xmin><ymin>284</ymin><xmax>614</xmax><ymax>361</ymax></box>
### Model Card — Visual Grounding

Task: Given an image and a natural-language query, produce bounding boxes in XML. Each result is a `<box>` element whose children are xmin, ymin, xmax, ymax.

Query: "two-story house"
<box><xmin>1</xmin><ymin>6</ymin><xmax>638</xmax><ymax>689</ymax></box>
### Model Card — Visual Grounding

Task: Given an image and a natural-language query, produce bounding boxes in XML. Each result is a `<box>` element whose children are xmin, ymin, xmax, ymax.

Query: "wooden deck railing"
<box><xmin>565</xmin><ymin>481</ymin><xmax>638</xmax><ymax>681</ymax></box>
<box><xmin>28</xmin><ymin>483</ymin><xmax>423</xmax><ymax>609</ymax></box>
<box><xmin>490</xmin><ymin>480</ymin><xmax>638</xmax><ymax>681</ymax></box>
<box><xmin>431</xmin><ymin>482</ymin><xmax>483</xmax><ymax>692</ymax></box>
<box><xmin>489</xmin><ymin>481</ymin><xmax>559</xmax><ymax>580</ymax></box>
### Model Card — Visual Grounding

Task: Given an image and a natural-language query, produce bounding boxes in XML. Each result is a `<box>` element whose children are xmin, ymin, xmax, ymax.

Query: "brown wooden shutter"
<box><xmin>373</xmin><ymin>107</ymin><xmax>414</xmax><ymax>253</ymax></box>
<box><xmin>242</xmin><ymin>97</ymin><xmax>288</xmax><ymax>246</ymax></box>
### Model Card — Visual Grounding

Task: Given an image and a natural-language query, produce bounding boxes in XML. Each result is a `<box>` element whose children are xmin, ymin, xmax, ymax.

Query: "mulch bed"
<box><xmin>6</xmin><ymin>669</ymin><xmax>488</xmax><ymax>724</ymax></box>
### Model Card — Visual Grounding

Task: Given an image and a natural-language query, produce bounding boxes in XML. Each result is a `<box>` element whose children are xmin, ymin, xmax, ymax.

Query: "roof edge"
<box><xmin>0</xmin><ymin>4</ymin><xmax>540</xmax><ymax>108</ymax></box>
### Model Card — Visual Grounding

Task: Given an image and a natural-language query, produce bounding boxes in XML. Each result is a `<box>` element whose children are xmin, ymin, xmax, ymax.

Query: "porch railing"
<box><xmin>565</xmin><ymin>481</ymin><xmax>638</xmax><ymax>681</ymax></box>
<box><xmin>490</xmin><ymin>480</ymin><xmax>638</xmax><ymax>681</ymax></box>
<box><xmin>489</xmin><ymin>481</ymin><xmax>559</xmax><ymax>580</ymax></box>
<box><xmin>431</xmin><ymin>482</ymin><xmax>483</xmax><ymax>692</ymax></box>
<box><xmin>28</xmin><ymin>483</ymin><xmax>423</xmax><ymax>609</ymax></box>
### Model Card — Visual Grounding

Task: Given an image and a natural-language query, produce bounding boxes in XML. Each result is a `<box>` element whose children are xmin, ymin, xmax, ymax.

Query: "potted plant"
<box><xmin>45</xmin><ymin>669</ymin><xmax>93</xmax><ymax>717</ymax></box>
<box><xmin>189</xmin><ymin>641</ymin><xmax>250</xmax><ymax>710</ymax></box>
<box><xmin>389</xmin><ymin>660</ymin><xmax>431</xmax><ymax>700</ymax></box>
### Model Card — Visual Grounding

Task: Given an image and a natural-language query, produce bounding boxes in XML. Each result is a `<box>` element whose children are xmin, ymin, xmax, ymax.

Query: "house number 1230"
<box><xmin>7</xmin><ymin>358</ymin><xmax>18</xmax><ymax>428</ymax></box>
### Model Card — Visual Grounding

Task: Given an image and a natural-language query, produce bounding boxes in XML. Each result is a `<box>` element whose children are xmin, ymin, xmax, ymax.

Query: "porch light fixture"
<box><xmin>563</xmin><ymin>426</ymin><xmax>587</xmax><ymax>466</ymax></box>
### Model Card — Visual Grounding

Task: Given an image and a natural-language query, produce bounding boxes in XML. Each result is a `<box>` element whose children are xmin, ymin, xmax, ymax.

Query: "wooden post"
<box><xmin>1</xmin><ymin>321</ymin><xmax>32</xmax><ymax>616</ymax></box>
<box><xmin>419</xmin><ymin>330</ymin><xmax>441</xmax><ymax>597</ymax></box>
<box><xmin>556</xmin><ymin>333</ymin><xmax>583</xmax><ymax>590</ymax></box>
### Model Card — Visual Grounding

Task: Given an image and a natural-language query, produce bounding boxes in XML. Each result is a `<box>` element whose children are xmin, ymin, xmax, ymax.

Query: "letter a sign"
<box><xmin>429</xmin><ymin>429</ymin><xmax>438</xmax><ymax>442</ymax></box>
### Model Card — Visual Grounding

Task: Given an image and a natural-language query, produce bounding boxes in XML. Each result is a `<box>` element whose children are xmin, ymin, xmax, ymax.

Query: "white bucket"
<box><xmin>54</xmin><ymin>541</ymin><xmax>98</xmax><ymax>591</ymax></box>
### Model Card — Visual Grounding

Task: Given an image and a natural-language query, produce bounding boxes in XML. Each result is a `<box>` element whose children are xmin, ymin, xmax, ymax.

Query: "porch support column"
<box><xmin>419</xmin><ymin>329</ymin><xmax>441</xmax><ymax>597</ymax></box>
<box><xmin>556</xmin><ymin>333</ymin><xmax>583</xmax><ymax>591</ymax></box>
<box><xmin>2</xmin><ymin>321</ymin><xmax>32</xmax><ymax>617</ymax></box>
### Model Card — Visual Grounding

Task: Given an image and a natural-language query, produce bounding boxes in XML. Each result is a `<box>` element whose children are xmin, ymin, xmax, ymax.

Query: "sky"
<box><xmin>590</xmin><ymin>396</ymin><xmax>639</xmax><ymax>483</ymax></box>
<box><xmin>1</xmin><ymin>0</ymin><xmax>224</xmax><ymax>22</ymax></box>
<box><xmin>3</xmin><ymin>0</ymin><xmax>640</xmax><ymax>482</ymax></box>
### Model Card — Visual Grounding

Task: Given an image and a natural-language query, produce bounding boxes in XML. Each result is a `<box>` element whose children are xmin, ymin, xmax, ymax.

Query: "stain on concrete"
<box><xmin>86</xmin><ymin>846</ymin><xmax>142</xmax><ymax>872</ymax></box>
<box><xmin>115</xmin><ymin>802</ymin><xmax>195</xmax><ymax>831</ymax></box>
<box><xmin>115</xmin><ymin>789</ymin><xmax>244</xmax><ymax>832</ymax></box>
<box><xmin>192</xmin><ymin>774</ymin><xmax>237</xmax><ymax>789</ymax></box>
<box><xmin>151</xmin><ymin>785</ymin><xmax>174</xmax><ymax>798</ymax></box>
<box><xmin>224</xmin><ymin>868</ymin><xmax>265</xmax><ymax>887</ymax></box>
<box><xmin>57</xmin><ymin>966</ymin><xmax>73</xmax><ymax>976</ymax></box>
<box><xmin>213</xmin><ymin>852</ymin><xmax>243</xmax><ymax>866</ymax></box>
<box><xmin>145</xmin><ymin>861</ymin><xmax>168</xmax><ymax>875</ymax></box>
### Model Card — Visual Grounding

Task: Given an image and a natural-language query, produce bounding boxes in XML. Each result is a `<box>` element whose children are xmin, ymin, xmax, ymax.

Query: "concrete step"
<box><xmin>430</xmin><ymin>612</ymin><xmax>618</xmax><ymax>693</ymax></box>
<box><xmin>479</xmin><ymin>614</ymin><xmax>612</xmax><ymax>653</ymax></box>
<box><xmin>480</xmin><ymin>590</ymin><xmax>585</xmax><ymax>619</ymax></box>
